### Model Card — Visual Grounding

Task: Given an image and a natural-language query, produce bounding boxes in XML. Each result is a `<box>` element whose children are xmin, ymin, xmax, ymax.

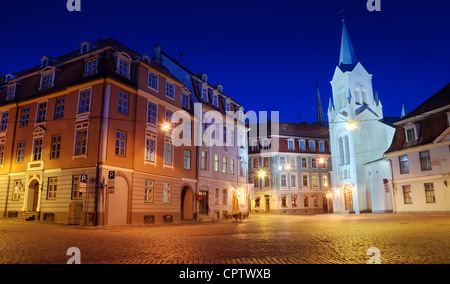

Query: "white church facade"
<box><xmin>328</xmin><ymin>21</ymin><xmax>396</xmax><ymax>214</ymax></box>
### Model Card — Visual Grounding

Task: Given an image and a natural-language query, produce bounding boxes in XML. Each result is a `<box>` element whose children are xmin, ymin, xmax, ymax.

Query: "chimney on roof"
<box><xmin>153</xmin><ymin>45</ymin><xmax>162</xmax><ymax>64</ymax></box>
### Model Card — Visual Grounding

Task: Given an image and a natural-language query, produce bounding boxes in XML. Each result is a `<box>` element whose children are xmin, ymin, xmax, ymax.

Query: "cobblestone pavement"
<box><xmin>1</xmin><ymin>214</ymin><xmax>450</xmax><ymax>264</ymax></box>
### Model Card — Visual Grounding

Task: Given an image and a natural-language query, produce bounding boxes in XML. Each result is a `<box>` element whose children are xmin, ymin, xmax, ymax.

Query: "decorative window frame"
<box><xmin>165</xmin><ymin>80</ymin><xmax>176</xmax><ymax>100</ymax></box>
<box><xmin>39</xmin><ymin>67</ymin><xmax>56</xmax><ymax>90</ymax></box>
<box><xmin>404</xmin><ymin>122</ymin><xmax>419</xmax><ymax>143</ymax></box>
<box><xmin>113</xmin><ymin>52</ymin><xmax>132</xmax><ymax>79</ymax></box>
<box><xmin>72</xmin><ymin>122</ymin><xmax>89</xmax><ymax>159</ymax></box>
<box><xmin>144</xmin><ymin>132</ymin><xmax>157</xmax><ymax>166</ymax></box>
<box><xmin>76</xmin><ymin>87</ymin><xmax>93</xmax><ymax>118</ymax></box>
<box><xmin>31</xmin><ymin>127</ymin><xmax>45</xmax><ymax>162</ymax></box>
<box><xmin>201</xmin><ymin>83</ymin><xmax>209</xmax><ymax>102</ymax></box>
<box><xmin>287</xmin><ymin>139</ymin><xmax>295</xmax><ymax>151</ymax></box>
<box><xmin>83</xmin><ymin>54</ymin><xmax>100</xmax><ymax>77</ymax></box>
<box><xmin>298</xmin><ymin>139</ymin><xmax>306</xmax><ymax>151</ymax></box>
<box><xmin>35</xmin><ymin>100</ymin><xmax>48</xmax><ymax>126</ymax></box>
<box><xmin>6</xmin><ymin>83</ymin><xmax>16</xmax><ymax>101</ymax></box>
<box><xmin>147</xmin><ymin>70</ymin><xmax>159</xmax><ymax>91</ymax></box>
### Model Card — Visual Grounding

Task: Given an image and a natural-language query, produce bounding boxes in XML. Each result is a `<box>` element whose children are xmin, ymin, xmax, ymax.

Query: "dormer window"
<box><xmin>404</xmin><ymin>122</ymin><xmax>419</xmax><ymax>143</ymax></box>
<box><xmin>84</xmin><ymin>56</ymin><xmax>98</xmax><ymax>77</ymax></box>
<box><xmin>79</xmin><ymin>41</ymin><xmax>95</xmax><ymax>54</ymax></box>
<box><xmin>201</xmin><ymin>85</ymin><xmax>209</xmax><ymax>102</ymax></box>
<box><xmin>201</xmin><ymin>74</ymin><xmax>208</xmax><ymax>82</ymax></box>
<box><xmin>114</xmin><ymin>52</ymin><xmax>132</xmax><ymax>79</ymax></box>
<box><xmin>225</xmin><ymin>100</ymin><xmax>231</xmax><ymax>112</ymax></box>
<box><xmin>212</xmin><ymin>92</ymin><xmax>219</xmax><ymax>108</ymax></box>
<box><xmin>6</xmin><ymin>84</ymin><xmax>16</xmax><ymax>101</ymax></box>
<box><xmin>39</xmin><ymin>68</ymin><xmax>56</xmax><ymax>90</ymax></box>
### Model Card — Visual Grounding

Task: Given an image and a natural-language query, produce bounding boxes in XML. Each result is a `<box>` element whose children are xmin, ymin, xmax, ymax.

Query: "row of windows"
<box><xmin>254</xmin><ymin>194</ymin><xmax>322</xmax><ymax>208</ymax></box>
<box><xmin>5</xmin><ymin>54</ymin><xmax>191</xmax><ymax>110</ymax></box>
<box><xmin>252</xmin><ymin>157</ymin><xmax>328</xmax><ymax>170</ymax></box>
<box><xmin>254</xmin><ymin>173</ymin><xmax>329</xmax><ymax>188</ymax></box>
<box><xmin>402</xmin><ymin>183</ymin><xmax>436</xmax><ymax>205</ymax></box>
<box><xmin>399</xmin><ymin>150</ymin><xmax>432</xmax><ymax>174</ymax></box>
<box><xmin>200</xmin><ymin>150</ymin><xmax>245</xmax><ymax>177</ymax></box>
<box><xmin>11</xmin><ymin>177</ymin><xmax>172</xmax><ymax>204</ymax></box>
<box><xmin>250</xmin><ymin>139</ymin><xmax>327</xmax><ymax>152</ymax></box>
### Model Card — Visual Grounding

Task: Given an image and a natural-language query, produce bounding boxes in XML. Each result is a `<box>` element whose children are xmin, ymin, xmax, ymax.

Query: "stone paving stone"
<box><xmin>1</xmin><ymin>214</ymin><xmax>450</xmax><ymax>264</ymax></box>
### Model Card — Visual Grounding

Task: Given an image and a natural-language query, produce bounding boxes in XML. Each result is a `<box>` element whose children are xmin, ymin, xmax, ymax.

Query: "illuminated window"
<box><xmin>291</xmin><ymin>195</ymin><xmax>298</xmax><ymax>208</ymax></box>
<box><xmin>322</xmin><ymin>175</ymin><xmax>329</xmax><ymax>187</ymax></box>
<box><xmin>222</xmin><ymin>156</ymin><xmax>228</xmax><ymax>174</ymax></box>
<box><xmin>214</xmin><ymin>154</ymin><xmax>220</xmax><ymax>172</ymax></box>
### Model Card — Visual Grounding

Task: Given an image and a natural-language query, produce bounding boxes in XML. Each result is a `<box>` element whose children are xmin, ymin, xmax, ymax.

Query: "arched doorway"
<box><xmin>343</xmin><ymin>184</ymin><xmax>354</xmax><ymax>211</ymax></box>
<box><xmin>181</xmin><ymin>186</ymin><xmax>193</xmax><ymax>220</ymax></box>
<box><xmin>27</xmin><ymin>179</ymin><xmax>40</xmax><ymax>213</ymax></box>
<box><xmin>107</xmin><ymin>176</ymin><xmax>128</xmax><ymax>226</ymax></box>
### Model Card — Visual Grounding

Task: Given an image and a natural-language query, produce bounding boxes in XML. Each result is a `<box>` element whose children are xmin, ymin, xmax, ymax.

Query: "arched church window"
<box><xmin>344</xmin><ymin>135</ymin><xmax>350</xmax><ymax>165</ymax></box>
<box><xmin>338</xmin><ymin>137</ymin><xmax>345</xmax><ymax>166</ymax></box>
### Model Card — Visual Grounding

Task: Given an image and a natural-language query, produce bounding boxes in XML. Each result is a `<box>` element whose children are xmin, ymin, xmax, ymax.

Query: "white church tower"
<box><xmin>328</xmin><ymin>20</ymin><xmax>395</xmax><ymax>214</ymax></box>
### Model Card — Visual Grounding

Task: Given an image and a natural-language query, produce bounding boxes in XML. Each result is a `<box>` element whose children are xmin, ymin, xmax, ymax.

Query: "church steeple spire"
<box><xmin>316</xmin><ymin>83</ymin><xmax>326</xmax><ymax>126</ymax></box>
<box><xmin>339</xmin><ymin>20</ymin><xmax>359</xmax><ymax>72</ymax></box>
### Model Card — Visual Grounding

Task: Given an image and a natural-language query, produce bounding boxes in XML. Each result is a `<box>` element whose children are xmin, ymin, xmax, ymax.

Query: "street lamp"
<box><xmin>346</xmin><ymin>121</ymin><xmax>360</xmax><ymax>131</ymax></box>
<box><xmin>161</xmin><ymin>123</ymin><xmax>172</xmax><ymax>132</ymax></box>
<box><xmin>258</xmin><ymin>170</ymin><xmax>267</xmax><ymax>190</ymax></box>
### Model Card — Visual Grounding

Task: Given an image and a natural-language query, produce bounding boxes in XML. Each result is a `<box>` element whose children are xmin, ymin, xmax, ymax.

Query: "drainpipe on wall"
<box><xmin>387</xmin><ymin>157</ymin><xmax>397</xmax><ymax>214</ymax></box>
<box><xmin>94</xmin><ymin>78</ymin><xmax>108</xmax><ymax>226</ymax></box>
<box><xmin>3</xmin><ymin>101</ymin><xmax>19</xmax><ymax>218</ymax></box>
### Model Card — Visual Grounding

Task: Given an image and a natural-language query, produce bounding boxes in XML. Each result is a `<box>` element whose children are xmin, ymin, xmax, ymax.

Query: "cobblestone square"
<box><xmin>1</xmin><ymin>214</ymin><xmax>450</xmax><ymax>264</ymax></box>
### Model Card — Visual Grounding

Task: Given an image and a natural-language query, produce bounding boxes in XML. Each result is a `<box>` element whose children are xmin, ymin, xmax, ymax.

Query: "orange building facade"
<box><xmin>0</xmin><ymin>39</ymin><xmax>199</xmax><ymax>225</ymax></box>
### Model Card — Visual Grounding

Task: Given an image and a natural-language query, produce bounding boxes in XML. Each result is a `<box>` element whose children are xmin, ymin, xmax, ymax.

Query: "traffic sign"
<box><xmin>109</xmin><ymin>171</ymin><xmax>115</xmax><ymax>180</ymax></box>
<box><xmin>80</xmin><ymin>174</ymin><xmax>88</xmax><ymax>193</ymax></box>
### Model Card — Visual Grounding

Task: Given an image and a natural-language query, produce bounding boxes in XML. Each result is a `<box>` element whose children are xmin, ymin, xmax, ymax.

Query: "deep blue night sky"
<box><xmin>1</xmin><ymin>0</ymin><xmax>449</xmax><ymax>123</ymax></box>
